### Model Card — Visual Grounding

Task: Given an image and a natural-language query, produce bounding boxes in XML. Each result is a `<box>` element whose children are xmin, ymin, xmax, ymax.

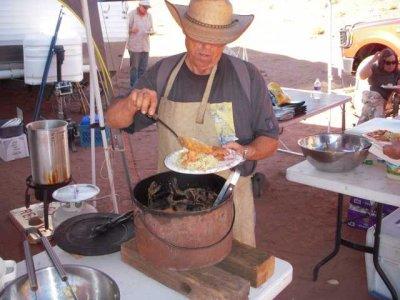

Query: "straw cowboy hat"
<box><xmin>165</xmin><ymin>0</ymin><xmax>254</xmax><ymax>44</ymax></box>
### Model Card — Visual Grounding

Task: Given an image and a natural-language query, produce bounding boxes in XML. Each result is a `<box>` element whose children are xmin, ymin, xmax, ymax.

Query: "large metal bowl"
<box><xmin>0</xmin><ymin>265</ymin><xmax>120</xmax><ymax>300</ymax></box>
<box><xmin>298</xmin><ymin>133</ymin><xmax>371</xmax><ymax>172</ymax></box>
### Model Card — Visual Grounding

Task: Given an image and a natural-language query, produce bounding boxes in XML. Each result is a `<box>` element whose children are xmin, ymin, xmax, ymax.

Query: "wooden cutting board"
<box><xmin>121</xmin><ymin>239</ymin><xmax>275</xmax><ymax>299</ymax></box>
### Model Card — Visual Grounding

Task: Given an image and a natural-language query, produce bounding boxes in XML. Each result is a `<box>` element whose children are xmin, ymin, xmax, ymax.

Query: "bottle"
<box><xmin>313</xmin><ymin>78</ymin><xmax>321</xmax><ymax>99</ymax></box>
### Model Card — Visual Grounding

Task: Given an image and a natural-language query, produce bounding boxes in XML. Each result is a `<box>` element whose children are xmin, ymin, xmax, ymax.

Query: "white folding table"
<box><xmin>286</xmin><ymin>159</ymin><xmax>400</xmax><ymax>299</ymax></box>
<box><xmin>16</xmin><ymin>246</ymin><xmax>293</xmax><ymax>300</ymax></box>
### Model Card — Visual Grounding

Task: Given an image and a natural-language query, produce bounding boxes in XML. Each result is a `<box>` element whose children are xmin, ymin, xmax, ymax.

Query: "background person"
<box><xmin>107</xmin><ymin>0</ymin><xmax>279</xmax><ymax>247</ymax></box>
<box><xmin>127</xmin><ymin>0</ymin><xmax>154</xmax><ymax>87</ymax></box>
<box><xmin>357</xmin><ymin>48</ymin><xmax>400</xmax><ymax>124</ymax></box>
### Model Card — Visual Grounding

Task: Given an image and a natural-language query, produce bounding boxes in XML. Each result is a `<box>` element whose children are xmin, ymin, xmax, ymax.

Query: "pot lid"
<box><xmin>52</xmin><ymin>184</ymin><xmax>100</xmax><ymax>203</ymax></box>
<box><xmin>53</xmin><ymin>213</ymin><xmax>134</xmax><ymax>256</ymax></box>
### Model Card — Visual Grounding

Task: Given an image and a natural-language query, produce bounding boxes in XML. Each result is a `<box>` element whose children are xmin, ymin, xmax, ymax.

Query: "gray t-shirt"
<box><xmin>124</xmin><ymin>53</ymin><xmax>279</xmax><ymax>175</ymax></box>
<box><xmin>125</xmin><ymin>53</ymin><xmax>279</xmax><ymax>144</ymax></box>
<box><xmin>369</xmin><ymin>63</ymin><xmax>400</xmax><ymax>99</ymax></box>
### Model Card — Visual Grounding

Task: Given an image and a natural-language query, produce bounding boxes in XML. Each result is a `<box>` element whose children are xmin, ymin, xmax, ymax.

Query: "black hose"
<box><xmin>33</xmin><ymin>8</ymin><xmax>64</xmax><ymax>121</ymax></box>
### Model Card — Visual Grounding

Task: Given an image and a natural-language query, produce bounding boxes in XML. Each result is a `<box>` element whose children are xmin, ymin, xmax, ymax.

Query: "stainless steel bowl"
<box><xmin>0</xmin><ymin>265</ymin><xmax>120</xmax><ymax>300</ymax></box>
<box><xmin>298</xmin><ymin>133</ymin><xmax>371</xmax><ymax>172</ymax></box>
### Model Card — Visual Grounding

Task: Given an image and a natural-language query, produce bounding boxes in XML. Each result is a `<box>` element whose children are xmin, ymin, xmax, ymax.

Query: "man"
<box><xmin>107</xmin><ymin>0</ymin><xmax>279</xmax><ymax>247</ymax></box>
<box><xmin>127</xmin><ymin>0</ymin><xmax>154</xmax><ymax>87</ymax></box>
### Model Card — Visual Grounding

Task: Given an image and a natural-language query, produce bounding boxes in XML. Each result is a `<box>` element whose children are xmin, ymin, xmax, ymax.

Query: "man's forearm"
<box><xmin>106</xmin><ymin>96</ymin><xmax>136</xmax><ymax>128</ymax></box>
<box><xmin>246</xmin><ymin>136</ymin><xmax>278</xmax><ymax>160</ymax></box>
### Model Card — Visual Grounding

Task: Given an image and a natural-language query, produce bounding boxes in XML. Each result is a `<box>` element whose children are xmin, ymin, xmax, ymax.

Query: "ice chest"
<box><xmin>0</xmin><ymin>134</ymin><xmax>29</xmax><ymax>162</ymax></box>
<box><xmin>365</xmin><ymin>208</ymin><xmax>400</xmax><ymax>299</ymax></box>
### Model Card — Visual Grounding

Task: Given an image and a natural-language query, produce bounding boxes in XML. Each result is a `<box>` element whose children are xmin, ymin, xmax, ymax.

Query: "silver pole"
<box><xmin>80</xmin><ymin>0</ymin><xmax>119</xmax><ymax>213</ymax></box>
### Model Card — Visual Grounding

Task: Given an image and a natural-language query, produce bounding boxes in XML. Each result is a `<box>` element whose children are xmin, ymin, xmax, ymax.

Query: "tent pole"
<box><xmin>80</xmin><ymin>0</ymin><xmax>119</xmax><ymax>213</ymax></box>
<box><xmin>89</xmin><ymin>72</ymin><xmax>97</xmax><ymax>207</ymax></box>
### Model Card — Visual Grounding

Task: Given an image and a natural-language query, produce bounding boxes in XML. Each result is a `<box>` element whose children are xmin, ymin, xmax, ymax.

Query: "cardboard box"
<box><xmin>347</xmin><ymin>202</ymin><xmax>397</xmax><ymax>231</ymax></box>
<box><xmin>0</xmin><ymin>134</ymin><xmax>29</xmax><ymax>161</ymax></box>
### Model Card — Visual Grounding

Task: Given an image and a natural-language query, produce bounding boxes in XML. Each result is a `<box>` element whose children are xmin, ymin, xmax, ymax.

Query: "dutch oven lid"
<box><xmin>52</xmin><ymin>184</ymin><xmax>100</xmax><ymax>203</ymax></box>
<box><xmin>54</xmin><ymin>213</ymin><xmax>134</xmax><ymax>256</ymax></box>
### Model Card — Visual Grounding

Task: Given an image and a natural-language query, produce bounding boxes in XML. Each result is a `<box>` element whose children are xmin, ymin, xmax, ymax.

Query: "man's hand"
<box><xmin>383</xmin><ymin>141</ymin><xmax>400</xmax><ymax>160</ymax></box>
<box><xmin>106</xmin><ymin>88</ymin><xmax>158</xmax><ymax>129</ymax></box>
<box><xmin>131</xmin><ymin>27</ymin><xmax>139</xmax><ymax>34</ymax></box>
<box><xmin>223</xmin><ymin>136</ymin><xmax>278</xmax><ymax>161</ymax></box>
<box><xmin>128</xmin><ymin>88</ymin><xmax>157</xmax><ymax>116</ymax></box>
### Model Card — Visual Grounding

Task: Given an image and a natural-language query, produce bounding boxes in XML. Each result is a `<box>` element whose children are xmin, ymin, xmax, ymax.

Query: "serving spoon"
<box><xmin>148</xmin><ymin>113</ymin><xmax>215</xmax><ymax>154</ymax></box>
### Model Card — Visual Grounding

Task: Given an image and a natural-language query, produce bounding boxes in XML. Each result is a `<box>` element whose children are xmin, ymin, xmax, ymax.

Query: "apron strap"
<box><xmin>162</xmin><ymin>54</ymin><xmax>187</xmax><ymax>99</ymax></box>
<box><xmin>195</xmin><ymin>63</ymin><xmax>218</xmax><ymax>124</ymax></box>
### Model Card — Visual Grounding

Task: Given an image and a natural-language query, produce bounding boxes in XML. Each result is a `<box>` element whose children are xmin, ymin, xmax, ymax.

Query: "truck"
<box><xmin>339</xmin><ymin>18</ymin><xmax>400</xmax><ymax>75</ymax></box>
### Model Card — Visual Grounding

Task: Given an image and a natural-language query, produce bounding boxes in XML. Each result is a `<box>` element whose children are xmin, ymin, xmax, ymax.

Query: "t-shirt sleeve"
<box><xmin>247</xmin><ymin>63</ymin><xmax>279</xmax><ymax>140</ymax></box>
<box><xmin>122</xmin><ymin>61</ymin><xmax>161</xmax><ymax>133</ymax></box>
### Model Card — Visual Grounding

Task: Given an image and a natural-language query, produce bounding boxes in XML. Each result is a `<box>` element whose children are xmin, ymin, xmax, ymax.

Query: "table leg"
<box><xmin>373</xmin><ymin>203</ymin><xmax>398</xmax><ymax>300</ymax></box>
<box><xmin>341</xmin><ymin>103</ymin><xmax>346</xmax><ymax>132</ymax></box>
<box><xmin>313</xmin><ymin>193</ymin><xmax>343</xmax><ymax>281</ymax></box>
<box><xmin>43</xmin><ymin>192</ymin><xmax>49</xmax><ymax>230</ymax></box>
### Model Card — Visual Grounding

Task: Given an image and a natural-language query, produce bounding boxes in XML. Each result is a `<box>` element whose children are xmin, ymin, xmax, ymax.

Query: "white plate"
<box><xmin>52</xmin><ymin>184</ymin><xmax>100</xmax><ymax>203</ymax></box>
<box><xmin>369</xmin><ymin>144</ymin><xmax>400</xmax><ymax>166</ymax></box>
<box><xmin>164</xmin><ymin>149</ymin><xmax>245</xmax><ymax>174</ymax></box>
<box><xmin>362</xmin><ymin>132</ymin><xmax>393</xmax><ymax>147</ymax></box>
<box><xmin>381</xmin><ymin>84</ymin><xmax>400</xmax><ymax>90</ymax></box>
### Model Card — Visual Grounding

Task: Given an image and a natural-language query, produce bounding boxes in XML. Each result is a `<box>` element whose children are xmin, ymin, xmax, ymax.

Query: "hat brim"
<box><xmin>165</xmin><ymin>0</ymin><xmax>254</xmax><ymax>44</ymax></box>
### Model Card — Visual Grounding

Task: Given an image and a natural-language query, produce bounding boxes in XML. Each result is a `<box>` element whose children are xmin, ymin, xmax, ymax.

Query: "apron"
<box><xmin>156</xmin><ymin>54</ymin><xmax>256</xmax><ymax>247</ymax></box>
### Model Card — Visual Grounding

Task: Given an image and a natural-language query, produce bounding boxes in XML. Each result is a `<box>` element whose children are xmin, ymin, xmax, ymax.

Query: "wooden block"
<box><xmin>121</xmin><ymin>239</ymin><xmax>250</xmax><ymax>300</ymax></box>
<box><xmin>216</xmin><ymin>240</ymin><xmax>275</xmax><ymax>288</ymax></box>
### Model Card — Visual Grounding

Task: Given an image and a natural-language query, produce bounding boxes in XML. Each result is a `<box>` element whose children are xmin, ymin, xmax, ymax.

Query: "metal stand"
<box><xmin>313</xmin><ymin>194</ymin><xmax>398</xmax><ymax>300</ymax></box>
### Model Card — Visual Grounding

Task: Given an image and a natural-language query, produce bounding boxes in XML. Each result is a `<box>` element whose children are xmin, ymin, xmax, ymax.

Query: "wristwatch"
<box><xmin>243</xmin><ymin>147</ymin><xmax>249</xmax><ymax>160</ymax></box>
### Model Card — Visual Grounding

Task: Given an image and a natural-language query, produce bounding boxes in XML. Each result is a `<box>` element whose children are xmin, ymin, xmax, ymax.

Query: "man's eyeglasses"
<box><xmin>384</xmin><ymin>60</ymin><xmax>397</xmax><ymax>66</ymax></box>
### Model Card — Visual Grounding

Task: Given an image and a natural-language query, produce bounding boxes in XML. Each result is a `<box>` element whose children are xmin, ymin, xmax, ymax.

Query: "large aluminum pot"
<box><xmin>27</xmin><ymin>120</ymin><xmax>70</xmax><ymax>185</ymax></box>
<box><xmin>0</xmin><ymin>265</ymin><xmax>120</xmax><ymax>299</ymax></box>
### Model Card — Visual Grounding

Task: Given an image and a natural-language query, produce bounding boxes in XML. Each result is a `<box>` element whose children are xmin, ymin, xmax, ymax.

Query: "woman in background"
<box><xmin>358</xmin><ymin>48</ymin><xmax>400</xmax><ymax>124</ymax></box>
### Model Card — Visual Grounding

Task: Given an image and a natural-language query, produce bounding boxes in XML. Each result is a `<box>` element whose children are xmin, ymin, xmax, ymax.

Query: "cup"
<box><xmin>385</xmin><ymin>161</ymin><xmax>400</xmax><ymax>180</ymax></box>
<box><xmin>0</xmin><ymin>257</ymin><xmax>17</xmax><ymax>290</ymax></box>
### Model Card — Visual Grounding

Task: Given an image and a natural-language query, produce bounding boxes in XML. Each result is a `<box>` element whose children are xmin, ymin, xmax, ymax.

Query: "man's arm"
<box><xmin>224</xmin><ymin>136</ymin><xmax>278</xmax><ymax>160</ymax></box>
<box><xmin>106</xmin><ymin>88</ymin><xmax>157</xmax><ymax>129</ymax></box>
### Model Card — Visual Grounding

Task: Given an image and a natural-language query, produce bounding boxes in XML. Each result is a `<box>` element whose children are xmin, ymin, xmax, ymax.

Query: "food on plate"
<box><xmin>179</xmin><ymin>150</ymin><xmax>219</xmax><ymax>170</ymax></box>
<box><xmin>268</xmin><ymin>82</ymin><xmax>291</xmax><ymax>106</ymax></box>
<box><xmin>366</xmin><ymin>130</ymin><xmax>400</xmax><ymax>142</ymax></box>
<box><xmin>177</xmin><ymin>137</ymin><xmax>230</xmax><ymax>170</ymax></box>
<box><xmin>383</xmin><ymin>141</ymin><xmax>400</xmax><ymax>160</ymax></box>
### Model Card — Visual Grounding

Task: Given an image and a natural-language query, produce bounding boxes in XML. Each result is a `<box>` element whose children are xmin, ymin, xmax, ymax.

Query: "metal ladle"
<box><xmin>149</xmin><ymin>113</ymin><xmax>213</xmax><ymax>152</ymax></box>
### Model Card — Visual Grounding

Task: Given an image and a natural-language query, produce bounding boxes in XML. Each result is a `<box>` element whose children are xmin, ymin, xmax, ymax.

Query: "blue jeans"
<box><xmin>129</xmin><ymin>51</ymin><xmax>149</xmax><ymax>87</ymax></box>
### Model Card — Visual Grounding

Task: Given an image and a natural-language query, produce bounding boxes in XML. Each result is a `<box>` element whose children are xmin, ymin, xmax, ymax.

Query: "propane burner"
<box><xmin>25</xmin><ymin>175</ymin><xmax>71</xmax><ymax>229</ymax></box>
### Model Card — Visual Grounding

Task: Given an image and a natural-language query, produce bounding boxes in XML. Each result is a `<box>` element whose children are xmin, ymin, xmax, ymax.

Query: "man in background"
<box><xmin>127</xmin><ymin>0</ymin><xmax>154</xmax><ymax>87</ymax></box>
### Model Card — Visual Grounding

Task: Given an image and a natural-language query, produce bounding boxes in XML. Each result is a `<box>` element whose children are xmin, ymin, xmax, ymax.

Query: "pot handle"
<box><xmin>40</xmin><ymin>236</ymin><xmax>67</xmax><ymax>281</ymax></box>
<box><xmin>23</xmin><ymin>240</ymin><xmax>37</xmax><ymax>291</ymax></box>
<box><xmin>137</xmin><ymin>202</ymin><xmax>236</xmax><ymax>250</ymax></box>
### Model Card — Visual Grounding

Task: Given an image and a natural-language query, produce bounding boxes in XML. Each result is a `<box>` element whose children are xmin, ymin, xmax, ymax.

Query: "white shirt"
<box><xmin>127</xmin><ymin>9</ymin><xmax>154</xmax><ymax>52</ymax></box>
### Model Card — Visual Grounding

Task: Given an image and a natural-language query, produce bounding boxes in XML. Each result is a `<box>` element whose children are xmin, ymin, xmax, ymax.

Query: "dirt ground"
<box><xmin>1</xmin><ymin>0</ymin><xmax>399</xmax><ymax>299</ymax></box>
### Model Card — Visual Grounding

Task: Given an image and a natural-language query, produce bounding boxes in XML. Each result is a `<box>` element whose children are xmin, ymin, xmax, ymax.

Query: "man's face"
<box><xmin>185</xmin><ymin>36</ymin><xmax>225</xmax><ymax>71</ymax></box>
<box><xmin>138</xmin><ymin>5</ymin><xmax>149</xmax><ymax>14</ymax></box>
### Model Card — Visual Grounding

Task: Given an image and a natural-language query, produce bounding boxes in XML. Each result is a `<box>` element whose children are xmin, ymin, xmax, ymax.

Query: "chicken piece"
<box><xmin>179</xmin><ymin>137</ymin><xmax>228</xmax><ymax>161</ymax></box>
<box><xmin>179</xmin><ymin>137</ymin><xmax>213</xmax><ymax>154</ymax></box>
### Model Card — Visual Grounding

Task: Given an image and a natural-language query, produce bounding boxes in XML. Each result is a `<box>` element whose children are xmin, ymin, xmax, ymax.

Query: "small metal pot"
<box><xmin>26</xmin><ymin>120</ymin><xmax>70</xmax><ymax>185</ymax></box>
